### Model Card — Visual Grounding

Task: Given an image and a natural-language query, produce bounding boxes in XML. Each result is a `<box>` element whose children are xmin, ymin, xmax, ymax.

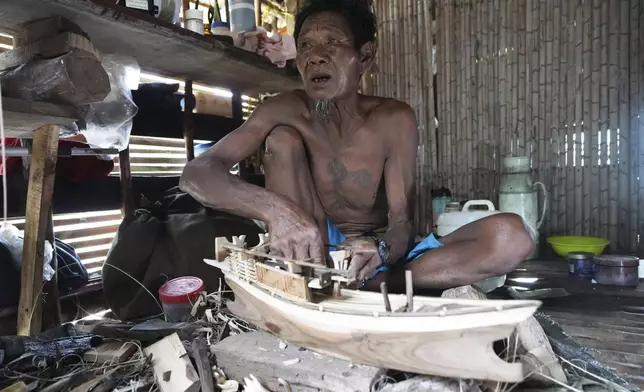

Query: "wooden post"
<box><xmin>17</xmin><ymin>125</ymin><xmax>59</xmax><ymax>336</ymax></box>
<box><xmin>380</xmin><ymin>282</ymin><xmax>392</xmax><ymax>312</ymax></box>
<box><xmin>184</xmin><ymin>80</ymin><xmax>195</xmax><ymax>162</ymax></box>
<box><xmin>118</xmin><ymin>147</ymin><xmax>135</xmax><ymax>221</ymax></box>
<box><xmin>42</xmin><ymin>207</ymin><xmax>62</xmax><ymax>329</ymax></box>
<box><xmin>405</xmin><ymin>270</ymin><xmax>413</xmax><ymax>312</ymax></box>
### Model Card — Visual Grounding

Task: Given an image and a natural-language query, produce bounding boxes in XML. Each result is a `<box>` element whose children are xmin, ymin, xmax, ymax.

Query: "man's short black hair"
<box><xmin>294</xmin><ymin>0</ymin><xmax>377</xmax><ymax>50</ymax></box>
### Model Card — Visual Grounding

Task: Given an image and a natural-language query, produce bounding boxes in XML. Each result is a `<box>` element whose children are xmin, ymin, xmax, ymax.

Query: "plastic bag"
<box><xmin>78</xmin><ymin>54</ymin><xmax>140</xmax><ymax>152</ymax></box>
<box><xmin>0</xmin><ymin>224</ymin><xmax>55</xmax><ymax>281</ymax></box>
<box><xmin>0</xmin><ymin>51</ymin><xmax>110</xmax><ymax>106</ymax></box>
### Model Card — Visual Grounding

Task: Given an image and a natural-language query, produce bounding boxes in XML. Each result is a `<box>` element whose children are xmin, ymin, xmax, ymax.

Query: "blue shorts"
<box><xmin>326</xmin><ymin>219</ymin><xmax>443</xmax><ymax>278</ymax></box>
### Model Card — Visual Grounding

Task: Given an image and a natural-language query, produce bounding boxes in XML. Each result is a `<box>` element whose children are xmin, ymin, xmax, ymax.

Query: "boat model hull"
<box><xmin>223</xmin><ymin>273</ymin><xmax>540</xmax><ymax>382</ymax></box>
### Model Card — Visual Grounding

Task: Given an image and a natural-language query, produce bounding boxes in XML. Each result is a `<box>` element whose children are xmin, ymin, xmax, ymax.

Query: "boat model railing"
<box><xmin>226</xmin><ymin>273</ymin><xmax>541</xmax><ymax>318</ymax></box>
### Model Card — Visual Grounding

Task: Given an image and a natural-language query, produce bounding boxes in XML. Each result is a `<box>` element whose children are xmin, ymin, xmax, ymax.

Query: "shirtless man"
<box><xmin>180</xmin><ymin>0</ymin><xmax>534</xmax><ymax>293</ymax></box>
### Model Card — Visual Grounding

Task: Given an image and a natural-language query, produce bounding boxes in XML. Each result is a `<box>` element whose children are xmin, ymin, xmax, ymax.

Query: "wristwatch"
<box><xmin>369</xmin><ymin>236</ymin><xmax>391</xmax><ymax>266</ymax></box>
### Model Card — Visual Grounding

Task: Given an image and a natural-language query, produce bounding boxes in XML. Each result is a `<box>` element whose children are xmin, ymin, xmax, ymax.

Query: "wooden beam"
<box><xmin>17</xmin><ymin>125</ymin><xmax>59</xmax><ymax>336</ymax></box>
<box><xmin>2</xmin><ymin>97</ymin><xmax>77</xmax><ymax>138</ymax></box>
<box><xmin>118</xmin><ymin>147</ymin><xmax>135</xmax><ymax>221</ymax></box>
<box><xmin>183</xmin><ymin>80</ymin><xmax>195</xmax><ymax>162</ymax></box>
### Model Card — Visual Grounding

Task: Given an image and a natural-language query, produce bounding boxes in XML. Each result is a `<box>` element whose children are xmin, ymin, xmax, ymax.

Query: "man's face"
<box><xmin>295</xmin><ymin>12</ymin><xmax>363</xmax><ymax>101</ymax></box>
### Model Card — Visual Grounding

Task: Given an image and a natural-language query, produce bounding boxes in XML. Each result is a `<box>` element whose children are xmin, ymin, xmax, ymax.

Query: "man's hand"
<box><xmin>343</xmin><ymin>237</ymin><xmax>383</xmax><ymax>282</ymax></box>
<box><xmin>267</xmin><ymin>210</ymin><xmax>325</xmax><ymax>265</ymax></box>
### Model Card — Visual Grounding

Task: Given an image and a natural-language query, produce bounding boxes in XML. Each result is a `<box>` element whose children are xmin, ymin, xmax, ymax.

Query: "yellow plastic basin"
<box><xmin>546</xmin><ymin>236</ymin><xmax>609</xmax><ymax>258</ymax></box>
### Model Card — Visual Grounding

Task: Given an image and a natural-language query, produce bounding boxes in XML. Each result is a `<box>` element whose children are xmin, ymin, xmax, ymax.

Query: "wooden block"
<box><xmin>83</xmin><ymin>341</ymin><xmax>137</xmax><ymax>364</ymax></box>
<box><xmin>0</xmin><ymin>32</ymin><xmax>100</xmax><ymax>72</ymax></box>
<box><xmin>144</xmin><ymin>333</ymin><xmax>200</xmax><ymax>392</ymax></box>
<box><xmin>15</xmin><ymin>16</ymin><xmax>88</xmax><ymax>46</ymax></box>
<box><xmin>17</xmin><ymin>126</ymin><xmax>59</xmax><ymax>336</ymax></box>
<box><xmin>212</xmin><ymin>331</ymin><xmax>384</xmax><ymax>392</ymax></box>
<box><xmin>255</xmin><ymin>263</ymin><xmax>311</xmax><ymax>302</ymax></box>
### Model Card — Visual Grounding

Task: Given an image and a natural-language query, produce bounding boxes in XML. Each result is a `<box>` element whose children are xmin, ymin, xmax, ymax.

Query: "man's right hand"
<box><xmin>267</xmin><ymin>210</ymin><xmax>325</xmax><ymax>265</ymax></box>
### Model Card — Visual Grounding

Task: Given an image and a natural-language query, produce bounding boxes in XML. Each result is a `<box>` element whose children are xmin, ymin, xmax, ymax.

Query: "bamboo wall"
<box><xmin>372</xmin><ymin>0</ymin><xmax>644</xmax><ymax>254</ymax></box>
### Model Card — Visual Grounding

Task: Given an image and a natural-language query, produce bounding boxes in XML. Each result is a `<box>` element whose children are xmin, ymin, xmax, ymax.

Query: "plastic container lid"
<box><xmin>159</xmin><ymin>276</ymin><xmax>204</xmax><ymax>304</ymax></box>
<box><xmin>567</xmin><ymin>251</ymin><xmax>595</xmax><ymax>260</ymax></box>
<box><xmin>211</xmin><ymin>21</ymin><xmax>230</xmax><ymax>29</ymax></box>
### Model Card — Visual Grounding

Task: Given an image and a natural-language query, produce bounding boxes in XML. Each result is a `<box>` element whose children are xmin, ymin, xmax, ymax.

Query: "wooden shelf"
<box><xmin>3</xmin><ymin>98</ymin><xmax>78</xmax><ymax>138</ymax></box>
<box><xmin>0</xmin><ymin>0</ymin><xmax>302</xmax><ymax>93</ymax></box>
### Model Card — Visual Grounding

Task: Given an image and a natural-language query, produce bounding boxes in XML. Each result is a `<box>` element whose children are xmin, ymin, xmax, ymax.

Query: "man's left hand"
<box><xmin>342</xmin><ymin>237</ymin><xmax>382</xmax><ymax>282</ymax></box>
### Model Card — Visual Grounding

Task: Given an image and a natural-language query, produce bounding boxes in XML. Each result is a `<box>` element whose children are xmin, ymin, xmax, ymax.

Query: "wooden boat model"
<box><xmin>205</xmin><ymin>235</ymin><xmax>541</xmax><ymax>382</ymax></box>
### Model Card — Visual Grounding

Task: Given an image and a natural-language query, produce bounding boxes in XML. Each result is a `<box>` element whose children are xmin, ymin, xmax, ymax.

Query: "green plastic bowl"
<box><xmin>546</xmin><ymin>236</ymin><xmax>609</xmax><ymax>258</ymax></box>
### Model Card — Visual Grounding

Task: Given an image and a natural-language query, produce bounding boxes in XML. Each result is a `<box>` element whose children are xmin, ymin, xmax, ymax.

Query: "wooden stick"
<box><xmin>17</xmin><ymin>125</ymin><xmax>59</xmax><ymax>336</ymax></box>
<box><xmin>405</xmin><ymin>270</ymin><xmax>414</xmax><ymax>312</ymax></box>
<box><xmin>192</xmin><ymin>337</ymin><xmax>215</xmax><ymax>392</ymax></box>
<box><xmin>380</xmin><ymin>282</ymin><xmax>392</xmax><ymax>312</ymax></box>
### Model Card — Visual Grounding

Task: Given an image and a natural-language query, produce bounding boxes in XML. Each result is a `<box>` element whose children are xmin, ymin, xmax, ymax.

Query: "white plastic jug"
<box><xmin>436</xmin><ymin>200</ymin><xmax>499</xmax><ymax>237</ymax></box>
<box><xmin>435</xmin><ymin>199</ymin><xmax>505</xmax><ymax>293</ymax></box>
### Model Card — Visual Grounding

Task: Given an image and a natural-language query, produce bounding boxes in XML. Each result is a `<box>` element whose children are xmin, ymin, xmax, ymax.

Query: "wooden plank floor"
<box><xmin>508</xmin><ymin>259</ymin><xmax>644</xmax><ymax>389</ymax></box>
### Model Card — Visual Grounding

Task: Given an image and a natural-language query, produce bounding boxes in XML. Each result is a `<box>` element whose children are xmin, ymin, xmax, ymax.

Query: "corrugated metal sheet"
<box><xmin>372</xmin><ymin>0</ymin><xmax>644</xmax><ymax>255</ymax></box>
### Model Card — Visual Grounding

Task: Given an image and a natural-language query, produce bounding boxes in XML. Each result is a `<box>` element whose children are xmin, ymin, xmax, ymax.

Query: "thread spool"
<box><xmin>185</xmin><ymin>9</ymin><xmax>205</xmax><ymax>35</ymax></box>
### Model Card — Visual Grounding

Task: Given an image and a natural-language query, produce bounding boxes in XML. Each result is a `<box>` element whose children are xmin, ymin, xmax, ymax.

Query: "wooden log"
<box><xmin>17</xmin><ymin>125</ymin><xmax>59</xmax><ymax>336</ymax></box>
<box><xmin>1</xmin><ymin>51</ymin><xmax>110</xmax><ymax>106</ymax></box>
<box><xmin>212</xmin><ymin>331</ymin><xmax>384</xmax><ymax>392</ymax></box>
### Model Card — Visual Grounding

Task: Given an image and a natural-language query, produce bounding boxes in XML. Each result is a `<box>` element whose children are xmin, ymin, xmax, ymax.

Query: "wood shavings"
<box><xmin>243</xmin><ymin>374</ymin><xmax>271</xmax><ymax>392</ymax></box>
<box><xmin>278</xmin><ymin>341</ymin><xmax>288</xmax><ymax>350</ymax></box>
<box><xmin>277</xmin><ymin>378</ymin><xmax>292</xmax><ymax>392</ymax></box>
<box><xmin>282</xmin><ymin>358</ymin><xmax>300</xmax><ymax>366</ymax></box>
<box><xmin>218</xmin><ymin>380</ymin><xmax>240</xmax><ymax>392</ymax></box>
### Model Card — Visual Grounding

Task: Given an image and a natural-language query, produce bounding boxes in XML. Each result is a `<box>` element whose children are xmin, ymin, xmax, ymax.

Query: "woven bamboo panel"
<box><xmin>373</xmin><ymin>0</ymin><xmax>644</xmax><ymax>255</ymax></box>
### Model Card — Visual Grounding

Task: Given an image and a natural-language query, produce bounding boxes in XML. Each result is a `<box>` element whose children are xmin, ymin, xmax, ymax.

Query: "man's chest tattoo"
<box><xmin>328</xmin><ymin>159</ymin><xmax>373</xmax><ymax>208</ymax></box>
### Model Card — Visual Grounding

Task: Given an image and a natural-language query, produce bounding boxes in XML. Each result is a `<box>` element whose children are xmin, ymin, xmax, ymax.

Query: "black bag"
<box><xmin>55</xmin><ymin>239</ymin><xmax>89</xmax><ymax>295</ymax></box>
